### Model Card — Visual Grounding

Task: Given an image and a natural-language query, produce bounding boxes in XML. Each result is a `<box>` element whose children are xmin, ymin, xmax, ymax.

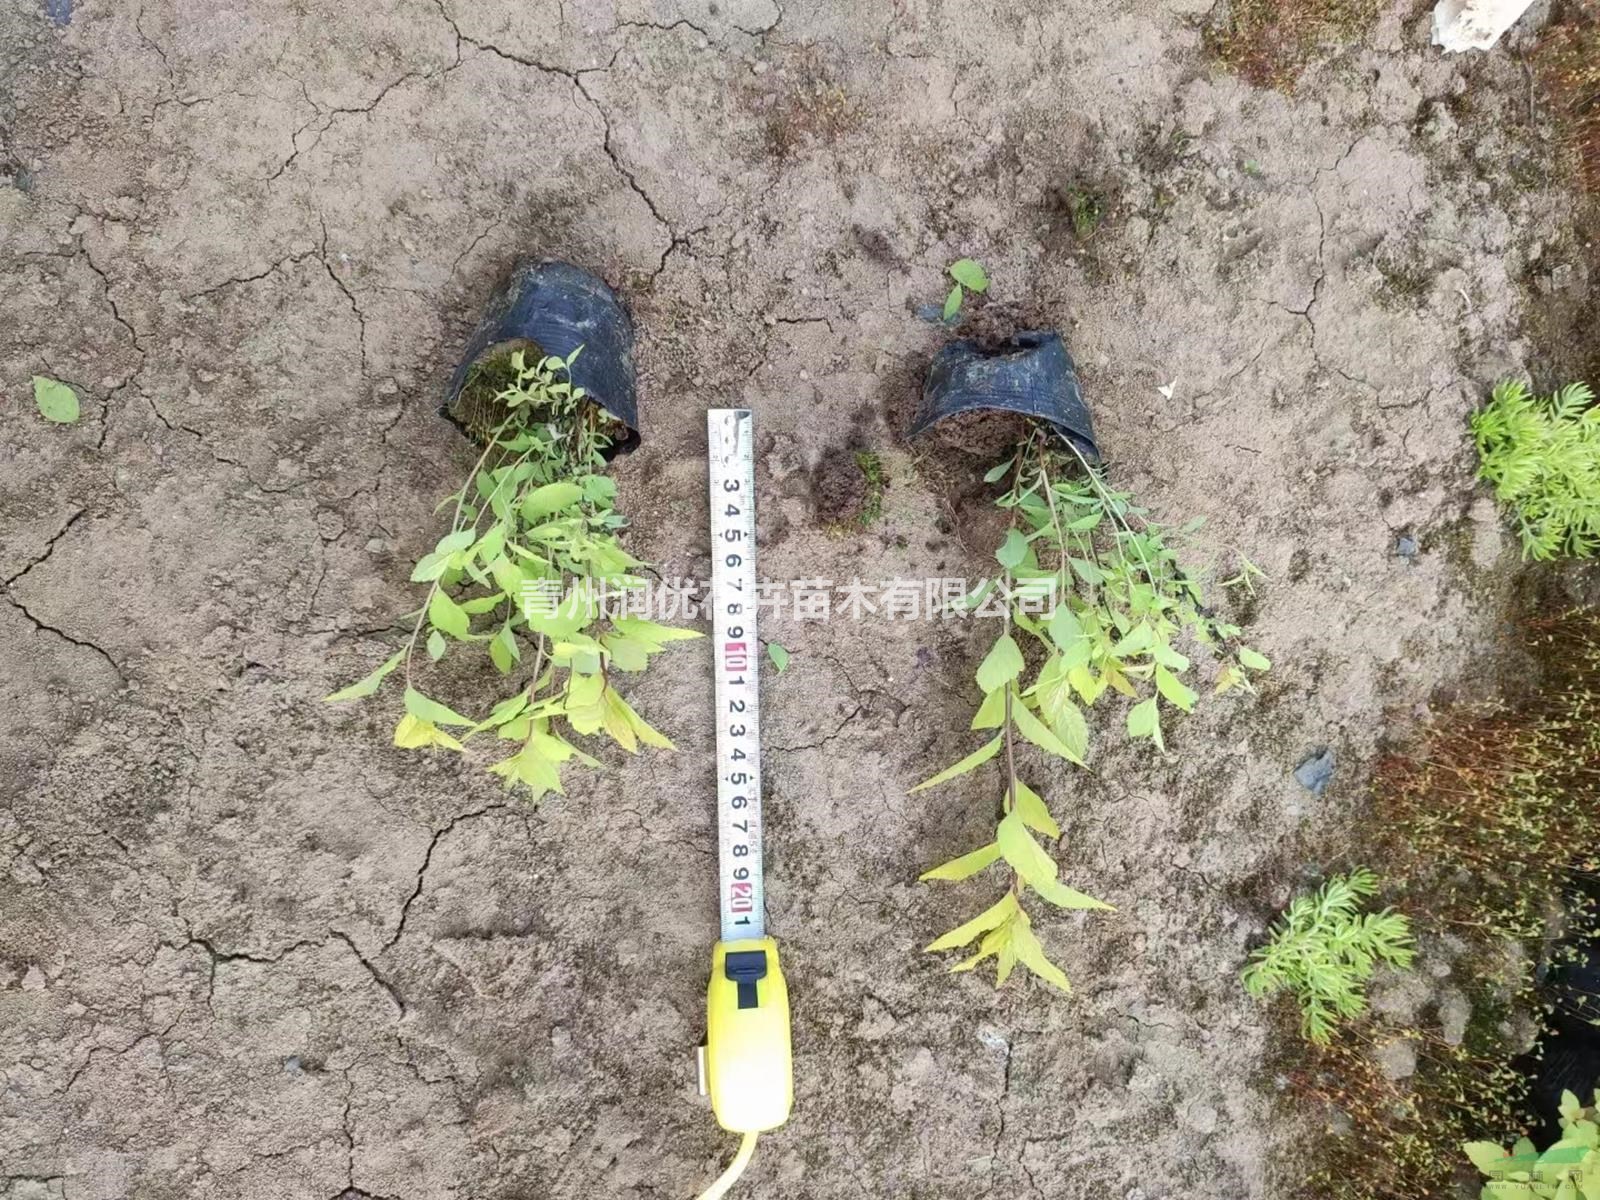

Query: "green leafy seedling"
<box><xmin>327</xmin><ymin>347</ymin><xmax>700</xmax><ymax>800</ymax></box>
<box><xmin>919</xmin><ymin>428</ymin><xmax>1268</xmax><ymax>993</ymax></box>
<box><xmin>33</xmin><ymin>376</ymin><xmax>79</xmax><ymax>424</ymax></box>
<box><xmin>1241</xmin><ymin>868</ymin><xmax>1416</xmax><ymax>1044</ymax></box>
<box><xmin>942</xmin><ymin>257</ymin><xmax>989</xmax><ymax>321</ymax></box>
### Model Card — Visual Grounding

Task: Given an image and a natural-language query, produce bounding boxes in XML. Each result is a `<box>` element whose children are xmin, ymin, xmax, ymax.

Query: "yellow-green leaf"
<box><xmin>521</xmin><ymin>481</ymin><xmax>583</xmax><ymax>521</ymax></box>
<box><xmin>908</xmin><ymin>734</ymin><xmax>1003</xmax><ymax>793</ymax></box>
<box><xmin>1032</xmin><ymin>877</ymin><xmax>1113</xmax><ymax>910</ymax></box>
<box><xmin>970</xmin><ymin>686</ymin><xmax>1007</xmax><ymax>730</ymax></box>
<box><xmin>1127</xmin><ymin>696</ymin><xmax>1162</xmax><ymax>749</ymax></box>
<box><xmin>489</xmin><ymin>623</ymin><xmax>519</xmax><ymax>674</ymax></box>
<box><xmin>324</xmin><ymin>651</ymin><xmax>402</xmax><ymax>702</ymax></box>
<box><xmin>1463</xmin><ymin>1142</ymin><xmax>1511</xmax><ymax>1175</ymax></box>
<box><xmin>1155</xmin><ymin>665</ymin><xmax>1197</xmax><ymax>712</ymax></box>
<box><xmin>976</xmin><ymin>634</ymin><xmax>1024</xmax><ymax>693</ymax></box>
<box><xmin>427</xmin><ymin>590</ymin><xmax>470</xmax><ymax>638</ymax></box>
<box><xmin>392</xmin><ymin>713</ymin><xmax>464</xmax><ymax>752</ymax></box>
<box><xmin>919</xmin><ymin>842</ymin><xmax>1003</xmax><ymax>882</ymax></box>
<box><xmin>1239</xmin><ymin>646</ymin><xmax>1271</xmax><ymax>672</ymax></box>
<box><xmin>1012</xmin><ymin>921</ymin><xmax>1072</xmax><ymax>993</ymax></box>
<box><xmin>611</xmin><ymin>689</ymin><xmax>674</xmax><ymax>749</ymax></box>
<box><xmin>403</xmin><ymin>686</ymin><xmax>474</xmax><ymax>727</ymax></box>
<box><xmin>1012</xmin><ymin>698</ymin><xmax>1083</xmax><ymax>765</ymax></box>
<box><xmin>948</xmin><ymin>258</ymin><xmax>989</xmax><ymax>292</ymax></box>
<box><xmin>612</xmin><ymin>616</ymin><xmax>703</xmax><ymax>646</ymax></box>
<box><xmin>996</xmin><ymin>811</ymin><xmax>1057</xmax><ymax>892</ymax></box>
<box><xmin>1012</xmin><ymin>779</ymin><xmax>1060</xmax><ymax>838</ymax></box>
<box><xmin>952</xmin><ymin>920</ymin><xmax>1012</xmax><ymax>974</ymax></box>
<box><xmin>926</xmin><ymin>891</ymin><xmax>1019</xmax><ymax>952</ymax></box>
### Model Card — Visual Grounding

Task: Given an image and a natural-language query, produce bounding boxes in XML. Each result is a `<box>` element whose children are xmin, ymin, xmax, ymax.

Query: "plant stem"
<box><xmin>403</xmin><ymin>417</ymin><xmax>516</xmax><ymax>688</ymax></box>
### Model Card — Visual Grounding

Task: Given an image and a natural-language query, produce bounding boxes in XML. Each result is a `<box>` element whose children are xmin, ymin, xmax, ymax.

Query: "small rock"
<box><xmin>1550</xmin><ymin>264</ymin><xmax>1576</xmax><ymax>291</ymax></box>
<box><xmin>1184</xmin><ymin>1100</ymin><xmax>1219</xmax><ymax>1134</ymax></box>
<box><xmin>1396</xmin><ymin>534</ymin><xmax>1418</xmax><ymax>560</ymax></box>
<box><xmin>21</xmin><ymin>965</ymin><xmax>46</xmax><ymax>991</ymax></box>
<box><xmin>550</xmin><ymin>1024</ymin><xmax>572</xmax><ymax>1053</ymax></box>
<box><xmin>283</xmin><ymin>1055</ymin><xmax>304</xmax><ymax>1075</ymax></box>
<box><xmin>1438</xmin><ymin>988</ymin><xmax>1470</xmax><ymax>1046</ymax></box>
<box><xmin>751</xmin><ymin>60</ymin><xmax>767</xmax><ymax>75</ymax></box>
<box><xmin>1294</xmin><ymin>748</ymin><xmax>1336</xmax><ymax>796</ymax></box>
<box><xmin>1374</xmin><ymin>1039</ymin><xmax>1417</xmax><ymax>1081</ymax></box>
<box><xmin>976</xmin><ymin>1027</ymin><xmax>1009</xmax><ymax>1054</ymax></box>
<box><xmin>1371</xmin><ymin>972</ymin><xmax>1431</xmax><ymax>1024</ymax></box>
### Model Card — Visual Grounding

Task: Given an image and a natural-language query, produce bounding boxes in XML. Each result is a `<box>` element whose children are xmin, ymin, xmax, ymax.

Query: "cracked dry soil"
<box><xmin>1</xmin><ymin>0</ymin><xmax>1593</xmax><ymax>1197</ymax></box>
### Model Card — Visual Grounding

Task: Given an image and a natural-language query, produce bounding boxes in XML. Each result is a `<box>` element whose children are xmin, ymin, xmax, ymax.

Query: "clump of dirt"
<box><xmin>924</xmin><ymin>407</ymin><xmax>1034</xmax><ymax>461</ymax></box>
<box><xmin>1205</xmin><ymin>0</ymin><xmax>1383</xmax><ymax>90</ymax></box>
<box><xmin>811</xmin><ymin>445</ymin><xmax>869</xmax><ymax>525</ymax></box>
<box><xmin>956</xmin><ymin>298</ymin><xmax>1058</xmax><ymax>352</ymax></box>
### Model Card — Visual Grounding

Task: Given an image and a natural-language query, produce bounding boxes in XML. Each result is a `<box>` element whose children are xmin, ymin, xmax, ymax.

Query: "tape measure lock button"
<box><xmin>724</xmin><ymin>949</ymin><xmax>767</xmax><ymax>1009</ymax></box>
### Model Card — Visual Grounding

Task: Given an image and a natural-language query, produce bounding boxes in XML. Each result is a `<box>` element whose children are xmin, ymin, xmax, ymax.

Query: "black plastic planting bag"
<box><xmin>912</xmin><ymin>331</ymin><xmax>1098</xmax><ymax>459</ymax></box>
<box><xmin>445</xmin><ymin>260</ymin><xmax>640</xmax><ymax>454</ymax></box>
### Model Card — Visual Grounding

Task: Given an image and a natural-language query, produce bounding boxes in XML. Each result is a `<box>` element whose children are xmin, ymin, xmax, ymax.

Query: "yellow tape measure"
<box><xmin>697</xmin><ymin>411</ymin><xmax>792</xmax><ymax>1194</ymax></box>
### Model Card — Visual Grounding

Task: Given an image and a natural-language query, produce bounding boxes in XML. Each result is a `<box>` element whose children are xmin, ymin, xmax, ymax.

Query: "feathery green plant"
<box><xmin>326</xmin><ymin>347</ymin><xmax>699</xmax><ymax>799</ymax></box>
<box><xmin>1473</xmin><ymin>378</ymin><xmax>1600</xmax><ymax>560</ymax></box>
<box><xmin>917</xmin><ymin>428</ymin><xmax>1268</xmax><ymax>992</ymax></box>
<box><xmin>1242</xmin><ymin>869</ymin><xmax>1416</xmax><ymax>1044</ymax></box>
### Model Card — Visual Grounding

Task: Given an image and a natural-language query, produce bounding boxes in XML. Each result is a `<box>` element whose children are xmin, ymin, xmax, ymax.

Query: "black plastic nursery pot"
<box><xmin>445</xmin><ymin>259</ymin><xmax>641</xmax><ymax>455</ymax></box>
<box><xmin>912</xmin><ymin>330</ymin><xmax>1099</xmax><ymax>459</ymax></box>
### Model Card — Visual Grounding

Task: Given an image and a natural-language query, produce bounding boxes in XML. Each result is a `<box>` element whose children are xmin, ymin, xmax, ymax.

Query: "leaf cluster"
<box><xmin>1241</xmin><ymin>869</ymin><xmax>1416</xmax><ymax>1045</ymax></box>
<box><xmin>1465</xmin><ymin>1089</ymin><xmax>1600</xmax><ymax>1199</ymax></box>
<box><xmin>1473</xmin><ymin>378</ymin><xmax>1600</xmax><ymax>560</ymax></box>
<box><xmin>327</xmin><ymin>348</ymin><xmax>700</xmax><ymax>800</ymax></box>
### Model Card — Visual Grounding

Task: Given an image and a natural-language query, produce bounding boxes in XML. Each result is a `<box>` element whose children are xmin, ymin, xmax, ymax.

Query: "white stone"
<box><xmin>1432</xmin><ymin>0</ymin><xmax>1538</xmax><ymax>52</ymax></box>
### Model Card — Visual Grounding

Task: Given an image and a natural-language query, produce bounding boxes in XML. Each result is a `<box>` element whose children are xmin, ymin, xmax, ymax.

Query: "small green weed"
<box><xmin>1473</xmin><ymin>378</ymin><xmax>1600</xmax><ymax>560</ymax></box>
<box><xmin>942</xmin><ymin>258</ymin><xmax>988</xmax><ymax>321</ymax></box>
<box><xmin>855</xmin><ymin>450</ymin><xmax>885</xmax><ymax>527</ymax></box>
<box><xmin>1242</xmin><ymin>869</ymin><xmax>1416</xmax><ymax>1044</ymax></box>
<box><xmin>1064</xmin><ymin>188</ymin><xmax>1103</xmax><ymax>241</ymax></box>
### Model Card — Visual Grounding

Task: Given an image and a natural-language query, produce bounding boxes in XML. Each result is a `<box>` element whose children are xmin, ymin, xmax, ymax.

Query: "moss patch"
<box><xmin>1207</xmin><ymin>0</ymin><xmax>1382</xmax><ymax>91</ymax></box>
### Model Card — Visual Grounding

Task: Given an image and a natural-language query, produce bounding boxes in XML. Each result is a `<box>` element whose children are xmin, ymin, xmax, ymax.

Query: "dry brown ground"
<box><xmin>1</xmin><ymin>0</ymin><xmax>1595</xmax><ymax>1197</ymax></box>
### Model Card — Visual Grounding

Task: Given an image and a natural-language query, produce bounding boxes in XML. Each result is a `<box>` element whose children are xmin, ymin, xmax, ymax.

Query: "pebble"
<box><xmin>1374</xmin><ymin>1039</ymin><xmax>1417</xmax><ymax>1081</ymax></box>
<box><xmin>1396</xmin><ymin>534</ymin><xmax>1418</xmax><ymax>560</ymax></box>
<box><xmin>1294</xmin><ymin>748</ymin><xmax>1336</xmax><ymax>796</ymax></box>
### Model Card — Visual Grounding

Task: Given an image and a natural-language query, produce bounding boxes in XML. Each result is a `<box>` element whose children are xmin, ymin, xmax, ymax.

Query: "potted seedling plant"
<box><xmin>911</xmin><ymin>329</ymin><xmax>1270</xmax><ymax>991</ymax></box>
<box><xmin>327</xmin><ymin>261</ymin><xmax>698</xmax><ymax>798</ymax></box>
